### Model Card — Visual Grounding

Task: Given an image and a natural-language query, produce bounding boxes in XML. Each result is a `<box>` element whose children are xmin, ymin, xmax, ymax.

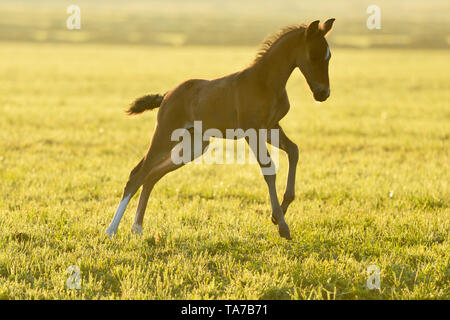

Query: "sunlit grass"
<box><xmin>0</xmin><ymin>42</ymin><xmax>448</xmax><ymax>299</ymax></box>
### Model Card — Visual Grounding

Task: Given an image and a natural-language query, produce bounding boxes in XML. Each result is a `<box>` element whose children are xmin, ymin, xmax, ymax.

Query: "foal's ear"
<box><xmin>306</xmin><ymin>20</ymin><xmax>320</xmax><ymax>40</ymax></box>
<box><xmin>320</xmin><ymin>18</ymin><xmax>335</xmax><ymax>37</ymax></box>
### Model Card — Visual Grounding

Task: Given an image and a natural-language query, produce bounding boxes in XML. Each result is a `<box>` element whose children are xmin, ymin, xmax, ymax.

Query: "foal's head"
<box><xmin>297</xmin><ymin>19</ymin><xmax>335</xmax><ymax>102</ymax></box>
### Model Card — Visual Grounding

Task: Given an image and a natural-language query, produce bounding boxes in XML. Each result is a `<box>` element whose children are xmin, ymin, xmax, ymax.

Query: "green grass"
<box><xmin>0</xmin><ymin>42</ymin><xmax>449</xmax><ymax>299</ymax></box>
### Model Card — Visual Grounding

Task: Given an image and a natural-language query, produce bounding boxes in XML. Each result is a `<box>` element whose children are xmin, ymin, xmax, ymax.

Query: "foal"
<box><xmin>106</xmin><ymin>19</ymin><xmax>335</xmax><ymax>240</ymax></box>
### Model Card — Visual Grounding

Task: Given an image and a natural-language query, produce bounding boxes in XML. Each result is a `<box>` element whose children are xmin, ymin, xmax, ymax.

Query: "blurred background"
<box><xmin>0</xmin><ymin>0</ymin><xmax>448</xmax><ymax>300</ymax></box>
<box><xmin>1</xmin><ymin>0</ymin><xmax>449</xmax><ymax>49</ymax></box>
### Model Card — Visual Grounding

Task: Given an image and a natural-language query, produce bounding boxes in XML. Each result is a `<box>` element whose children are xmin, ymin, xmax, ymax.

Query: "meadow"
<box><xmin>0</xmin><ymin>41</ymin><xmax>449</xmax><ymax>299</ymax></box>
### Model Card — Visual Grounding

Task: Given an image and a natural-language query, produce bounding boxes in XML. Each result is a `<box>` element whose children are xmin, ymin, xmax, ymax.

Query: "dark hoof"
<box><xmin>271</xmin><ymin>215</ymin><xmax>278</xmax><ymax>225</ymax></box>
<box><xmin>278</xmin><ymin>221</ymin><xmax>292</xmax><ymax>240</ymax></box>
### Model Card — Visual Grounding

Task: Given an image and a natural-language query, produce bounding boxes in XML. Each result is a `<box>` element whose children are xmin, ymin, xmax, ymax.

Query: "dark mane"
<box><xmin>253</xmin><ymin>24</ymin><xmax>306</xmax><ymax>64</ymax></box>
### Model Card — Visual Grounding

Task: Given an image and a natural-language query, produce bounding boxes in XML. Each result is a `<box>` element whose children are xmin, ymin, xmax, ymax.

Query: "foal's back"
<box><xmin>158</xmin><ymin>71</ymin><xmax>243</xmax><ymax>132</ymax></box>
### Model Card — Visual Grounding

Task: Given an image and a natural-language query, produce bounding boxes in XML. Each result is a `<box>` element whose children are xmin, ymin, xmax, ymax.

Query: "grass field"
<box><xmin>0</xmin><ymin>42</ymin><xmax>449</xmax><ymax>299</ymax></box>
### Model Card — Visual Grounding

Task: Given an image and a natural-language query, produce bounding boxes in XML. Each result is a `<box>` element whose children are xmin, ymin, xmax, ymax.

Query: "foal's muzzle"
<box><xmin>313</xmin><ymin>87</ymin><xmax>330</xmax><ymax>102</ymax></box>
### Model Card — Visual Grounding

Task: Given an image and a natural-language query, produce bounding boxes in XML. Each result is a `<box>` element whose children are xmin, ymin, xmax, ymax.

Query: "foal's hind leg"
<box><xmin>130</xmin><ymin>183</ymin><xmax>154</xmax><ymax>235</ymax></box>
<box><xmin>106</xmin><ymin>158</ymin><xmax>145</xmax><ymax>236</ymax></box>
<box><xmin>130</xmin><ymin>153</ymin><xmax>180</xmax><ymax>235</ymax></box>
<box><xmin>106</xmin><ymin>127</ymin><xmax>177</xmax><ymax>237</ymax></box>
<box><xmin>131</xmin><ymin>131</ymin><xmax>210</xmax><ymax>235</ymax></box>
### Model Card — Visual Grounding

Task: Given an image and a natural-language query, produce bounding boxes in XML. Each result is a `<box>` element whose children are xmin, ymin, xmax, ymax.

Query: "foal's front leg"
<box><xmin>266</xmin><ymin>125</ymin><xmax>299</xmax><ymax>224</ymax></box>
<box><xmin>277</xmin><ymin>125</ymin><xmax>299</xmax><ymax>217</ymax></box>
<box><xmin>246</xmin><ymin>137</ymin><xmax>292</xmax><ymax>240</ymax></box>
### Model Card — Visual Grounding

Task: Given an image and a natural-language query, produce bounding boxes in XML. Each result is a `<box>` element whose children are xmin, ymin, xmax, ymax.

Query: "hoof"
<box><xmin>131</xmin><ymin>224</ymin><xmax>143</xmax><ymax>235</ymax></box>
<box><xmin>278</xmin><ymin>221</ymin><xmax>292</xmax><ymax>240</ymax></box>
<box><xmin>105</xmin><ymin>227</ymin><xmax>117</xmax><ymax>239</ymax></box>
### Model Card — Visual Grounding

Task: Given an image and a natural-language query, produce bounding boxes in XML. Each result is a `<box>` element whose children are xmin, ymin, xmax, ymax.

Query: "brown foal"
<box><xmin>106</xmin><ymin>19</ymin><xmax>335</xmax><ymax>240</ymax></box>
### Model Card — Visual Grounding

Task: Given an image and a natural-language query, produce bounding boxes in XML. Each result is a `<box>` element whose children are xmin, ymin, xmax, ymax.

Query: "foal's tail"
<box><xmin>126</xmin><ymin>93</ymin><xmax>166</xmax><ymax>115</ymax></box>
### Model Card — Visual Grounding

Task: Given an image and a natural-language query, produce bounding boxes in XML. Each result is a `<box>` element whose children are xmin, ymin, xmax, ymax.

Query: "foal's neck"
<box><xmin>251</xmin><ymin>30</ymin><xmax>302</xmax><ymax>94</ymax></box>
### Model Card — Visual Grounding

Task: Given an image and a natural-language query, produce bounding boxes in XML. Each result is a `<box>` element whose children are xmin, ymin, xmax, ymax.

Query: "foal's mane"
<box><xmin>253</xmin><ymin>24</ymin><xmax>306</xmax><ymax>64</ymax></box>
